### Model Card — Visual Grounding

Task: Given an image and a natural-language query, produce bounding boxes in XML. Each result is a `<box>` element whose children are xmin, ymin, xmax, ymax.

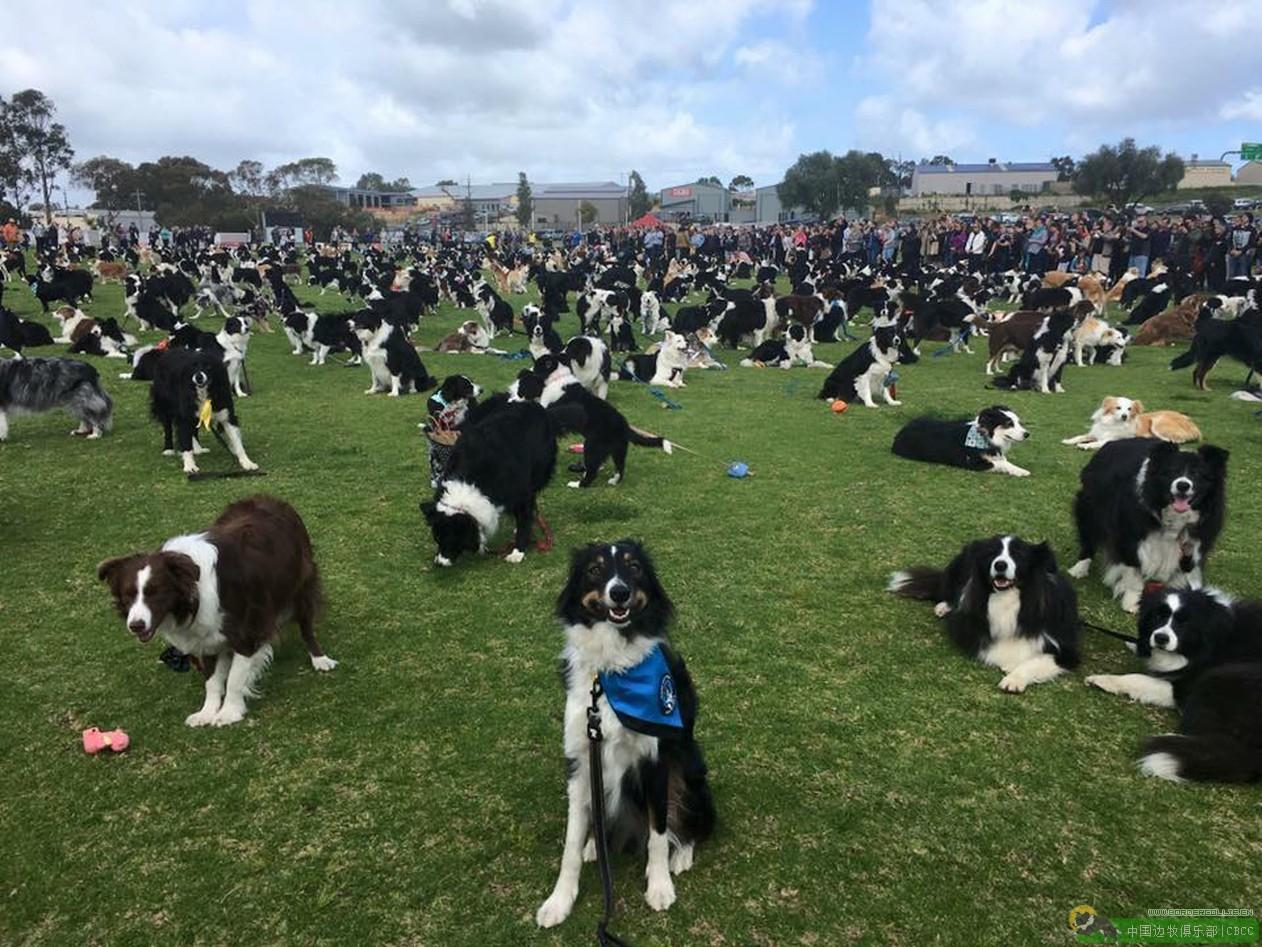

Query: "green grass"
<box><xmin>3</xmin><ymin>261</ymin><xmax>1262</xmax><ymax>947</ymax></box>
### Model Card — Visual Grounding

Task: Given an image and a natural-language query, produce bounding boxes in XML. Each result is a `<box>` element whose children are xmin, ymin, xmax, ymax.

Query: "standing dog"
<box><xmin>149</xmin><ymin>347</ymin><xmax>258</xmax><ymax>475</ymax></box>
<box><xmin>0</xmin><ymin>356</ymin><xmax>113</xmax><ymax>441</ymax></box>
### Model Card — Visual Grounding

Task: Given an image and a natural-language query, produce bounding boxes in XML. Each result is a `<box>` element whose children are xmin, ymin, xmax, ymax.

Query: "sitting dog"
<box><xmin>1069</xmin><ymin>439</ymin><xmax>1228</xmax><ymax>612</ymax></box>
<box><xmin>1086</xmin><ymin>588</ymin><xmax>1262</xmax><ymax>783</ymax></box>
<box><xmin>536</xmin><ymin>540</ymin><xmax>715</xmax><ymax>927</ymax></box>
<box><xmin>1062</xmin><ymin>396</ymin><xmax>1201</xmax><ymax>450</ymax></box>
<box><xmin>892</xmin><ymin>405</ymin><xmax>1031</xmax><ymax>476</ymax></box>
<box><xmin>97</xmin><ymin>495</ymin><xmax>335</xmax><ymax>727</ymax></box>
<box><xmin>889</xmin><ymin>535</ymin><xmax>1080</xmax><ymax>692</ymax></box>
<box><xmin>618</xmin><ymin>330</ymin><xmax>689</xmax><ymax>387</ymax></box>
<box><xmin>817</xmin><ymin>324</ymin><xmax>902</xmax><ymax>407</ymax></box>
<box><xmin>352</xmin><ymin>311</ymin><xmax>435</xmax><ymax>396</ymax></box>
<box><xmin>149</xmin><ymin>347</ymin><xmax>258</xmax><ymax>475</ymax></box>
<box><xmin>0</xmin><ymin>355</ymin><xmax>113</xmax><ymax>441</ymax></box>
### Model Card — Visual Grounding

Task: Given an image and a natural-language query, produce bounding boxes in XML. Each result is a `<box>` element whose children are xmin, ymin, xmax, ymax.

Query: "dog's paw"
<box><xmin>566</xmin><ymin>480</ymin><xmax>581</xmax><ymax>489</ymax></box>
<box><xmin>1068</xmin><ymin>559</ymin><xmax>1091</xmax><ymax>579</ymax></box>
<box><xmin>582</xmin><ymin>838</ymin><xmax>597</xmax><ymax>863</ymax></box>
<box><xmin>644</xmin><ymin>876</ymin><xmax>677</xmax><ymax>912</ymax></box>
<box><xmin>1008</xmin><ymin>466</ymin><xmax>1031</xmax><ymax>478</ymax></box>
<box><xmin>504</xmin><ymin>549</ymin><xmax>525</xmax><ymax>564</ymax></box>
<box><xmin>933</xmin><ymin>602</ymin><xmax>951</xmax><ymax>618</ymax></box>
<box><xmin>162</xmin><ymin>448</ymin><xmax>175</xmax><ymax>456</ymax></box>
<box><xmin>536</xmin><ymin>889</ymin><xmax>577</xmax><ymax>928</ymax></box>
<box><xmin>888</xmin><ymin>399</ymin><xmax>903</xmax><ymax>406</ymax></box>
<box><xmin>669</xmin><ymin>844</ymin><xmax>694</xmax><ymax>875</ymax></box>
<box><xmin>1085</xmin><ymin>674</ymin><xmax>1121</xmax><ymax>694</ymax></box>
<box><xmin>1121</xmin><ymin>593</ymin><xmax>1141</xmax><ymax>614</ymax></box>
<box><xmin>184</xmin><ymin>709</ymin><xmax>218</xmax><ymax>728</ymax></box>
<box><xmin>998</xmin><ymin>671</ymin><xmax>1027</xmax><ymax>693</ymax></box>
<box><xmin>211</xmin><ymin>704</ymin><xmax>246</xmax><ymax>727</ymax></box>
<box><xmin>310</xmin><ymin>655</ymin><xmax>338</xmax><ymax>672</ymax></box>
<box><xmin>238</xmin><ymin>458</ymin><xmax>260</xmax><ymax>472</ymax></box>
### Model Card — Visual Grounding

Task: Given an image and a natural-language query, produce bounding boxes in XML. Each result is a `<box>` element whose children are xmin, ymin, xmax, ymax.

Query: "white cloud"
<box><xmin>0</xmin><ymin>0</ymin><xmax>812</xmax><ymax>193</ymax></box>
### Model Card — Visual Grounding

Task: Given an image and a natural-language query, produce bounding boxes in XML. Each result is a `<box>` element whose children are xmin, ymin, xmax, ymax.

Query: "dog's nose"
<box><xmin>993</xmin><ymin>560</ymin><xmax>1008</xmax><ymax>574</ymax></box>
<box><xmin>609</xmin><ymin>583</ymin><xmax>632</xmax><ymax>605</ymax></box>
<box><xmin>1152</xmin><ymin>631</ymin><xmax>1171</xmax><ymax>649</ymax></box>
<box><xmin>128</xmin><ymin>619</ymin><xmax>147</xmax><ymax>634</ymax></box>
<box><xmin>1174</xmin><ymin>478</ymin><xmax>1193</xmax><ymax>495</ymax></box>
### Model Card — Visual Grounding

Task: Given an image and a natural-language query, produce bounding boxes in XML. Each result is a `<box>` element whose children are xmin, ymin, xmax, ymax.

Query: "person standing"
<box><xmin>1227</xmin><ymin>213</ymin><xmax>1255</xmax><ymax>279</ymax></box>
<box><xmin>1126</xmin><ymin>214</ymin><xmax>1151</xmax><ymax>277</ymax></box>
<box><xmin>1023</xmin><ymin>216</ymin><xmax>1048</xmax><ymax>273</ymax></box>
<box><xmin>965</xmin><ymin>220</ymin><xmax>987</xmax><ymax>271</ymax></box>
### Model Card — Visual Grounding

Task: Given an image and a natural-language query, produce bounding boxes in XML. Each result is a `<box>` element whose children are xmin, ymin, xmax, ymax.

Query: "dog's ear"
<box><xmin>1197</xmin><ymin>444</ymin><xmax>1229</xmax><ymax>475</ymax></box>
<box><xmin>1029</xmin><ymin>541</ymin><xmax>1058</xmax><ymax>575</ymax></box>
<box><xmin>1130</xmin><ymin>399</ymin><xmax>1145</xmax><ymax>416</ymax></box>
<box><xmin>419</xmin><ymin>500</ymin><xmax>438</xmax><ymax>525</ymax></box>
<box><xmin>96</xmin><ymin>553</ymin><xmax>142</xmax><ymax>588</ymax></box>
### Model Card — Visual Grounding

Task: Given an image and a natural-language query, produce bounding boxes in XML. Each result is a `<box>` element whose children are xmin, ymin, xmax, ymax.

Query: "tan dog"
<box><xmin>985</xmin><ymin>301</ymin><xmax>1094</xmax><ymax>374</ymax></box>
<box><xmin>1132</xmin><ymin>294</ymin><xmax>1210</xmax><ymax>346</ymax></box>
<box><xmin>1103</xmin><ymin>268</ymin><xmax>1138</xmax><ymax>303</ymax></box>
<box><xmin>94</xmin><ymin>260</ymin><xmax>128</xmax><ymax>284</ymax></box>
<box><xmin>1062</xmin><ymin>396</ymin><xmax>1201</xmax><ymax>450</ymax></box>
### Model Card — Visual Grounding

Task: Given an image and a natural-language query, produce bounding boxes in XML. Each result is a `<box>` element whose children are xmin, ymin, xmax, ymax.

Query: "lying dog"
<box><xmin>892</xmin><ymin>405</ymin><xmax>1031</xmax><ymax>476</ymax></box>
<box><xmin>97</xmin><ymin>495</ymin><xmax>335</xmax><ymax>727</ymax></box>
<box><xmin>740</xmin><ymin>324</ymin><xmax>832</xmax><ymax>369</ymax></box>
<box><xmin>1062</xmin><ymin>396</ymin><xmax>1201</xmax><ymax>450</ymax></box>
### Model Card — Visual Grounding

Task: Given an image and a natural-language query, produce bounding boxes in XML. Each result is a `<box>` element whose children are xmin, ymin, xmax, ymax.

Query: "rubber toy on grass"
<box><xmin>830</xmin><ymin>400</ymin><xmax>848</xmax><ymax>414</ymax></box>
<box><xmin>727</xmin><ymin>461</ymin><xmax>753</xmax><ymax>478</ymax></box>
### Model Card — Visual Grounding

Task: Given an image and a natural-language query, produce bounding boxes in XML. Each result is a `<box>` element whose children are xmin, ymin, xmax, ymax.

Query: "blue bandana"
<box><xmin>598</xmin><ymin>644</ymin><xmax>684</xmax><ymax>737</ymax></box>
<box><xmin>964</xmin><ymin>422</ymin><xmax>991</xmax><ymax>450</ymax></box>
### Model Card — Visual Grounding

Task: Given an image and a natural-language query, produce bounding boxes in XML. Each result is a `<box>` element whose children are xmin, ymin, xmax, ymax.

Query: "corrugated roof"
<box><xmin>916</xmin><ymin>162</ymin><xmax>1056</xmax><ymax>174</ymax></box>
<box><xmin>411</xmin><ymin>183</ymin><xmax>517</xmax><ymax>200</ymax></box>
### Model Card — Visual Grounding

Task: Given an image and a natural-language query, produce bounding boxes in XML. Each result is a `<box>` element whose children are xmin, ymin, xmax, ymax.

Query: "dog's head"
<box><xmin>429</xmin><ymin>374</ymin><xmax>481</xmax><ymax>415</ymax></box>
<box><xmin>1136</xmin><ymin>587</ymin><xmax>1235</xmax><ymax>673</ymax></box>
<box><xmin>556</xmin><ymin>540</ymin><xmax>673</xmax><ymax>635</ymax></box>
<box><xmin>871</xmin><ymin>323</ymin><xmax>902</xmax><ymax>356</ymax></box>
<box><xmin>660</xmin><ymin>330</ymin><xmax>688</xmax><ymax>362</ymax></box>
<box><xmin>1138</xmin><ymin>442</ymin><xmax>1228</xmax><ymax>517</ymax></box>
<box><xmin>352</xmin><ymin>310</ymin><xmax>384</xmax><ymax>341</ymax></box>
<box><xmin>1095</xmin><ymin>396</ymin><xmax>1141</xmax><ymax>425</ymax></box>
<box><xmin>97</xmin><ymin>551</ymin><xmax>201</xmax><ymax>642</ymax></box>
<box><xmin>975</xmin><ymin>405</ymin><xmax>1028</xmax><ymax>449</ymax></box>
<box><xmin>970</xmin><ymin>535</ymin><xmax>1057</xmax><ymax>594</ymax></box>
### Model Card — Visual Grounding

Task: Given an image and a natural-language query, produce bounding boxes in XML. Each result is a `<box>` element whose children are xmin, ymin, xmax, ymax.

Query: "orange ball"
<box><xmin>831</xmin><ymin>400</ymin><xmax>848</xmax><ymax>414</ymax></box>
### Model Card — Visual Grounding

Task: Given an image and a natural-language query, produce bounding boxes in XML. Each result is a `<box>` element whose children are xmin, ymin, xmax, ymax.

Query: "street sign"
<box><xmin>1242</xmin><ymin>142</ymin><xmax>1262</xmax><ymax>161</ymax></box>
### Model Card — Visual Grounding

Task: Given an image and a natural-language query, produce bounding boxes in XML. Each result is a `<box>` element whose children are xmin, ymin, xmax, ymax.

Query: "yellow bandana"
<box><xmin>198</xmin><ymin>398</ymin><xmax>213</xmax><ymax>431</ymax></box>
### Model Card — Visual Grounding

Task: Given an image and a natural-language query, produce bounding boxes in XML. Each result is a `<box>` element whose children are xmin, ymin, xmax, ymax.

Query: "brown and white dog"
<box><xmin>1132</xmin><ymin>294</ymin><xmax>1210</xmax><ymax>347</ymax></box>
<box><xmin>94</xmin><ymin>260</ymin><xmax>128</xmax><ymax>284</ymax></box>
<box><xmin>436</xmin><ymin>319</ymin><xmax>494</xmax><ymax>353</ymax></box>
<box><xmin>1072</xmin><ymin>313</ymin><xmax>1127</xmax><ymax>365</ymax></box>
<box><xmin>97</xmin><ymin>495</ymin><xmax>335</xmax><ymax>727</ymax></box>
<box><xmin>1062</xmin><ymin>396</ymin><xmax>1202</xmax><ymax>450</ymax></box>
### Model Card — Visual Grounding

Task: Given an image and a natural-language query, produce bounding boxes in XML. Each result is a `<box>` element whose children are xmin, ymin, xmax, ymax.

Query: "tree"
<box><xmin>578</xmin><ymin>200</ymin><xmax>598</xmax><ymax>225</ymax></box>
<box><xmin>1</xmin><ymin>90</ymin><xmax>74</xmax><ymax>224</ymax></box>
<box><xmin>460</xmin><ymin>195</ymin><xmax>475</xmax><ymax>230</ymax></box>
<box><xmin>266</xmin><ymin>157</ymin><xmax>337</xmax><ymax>194</ymax></box>
<box><xmin>887</xmin><ymin>158</ymin><xmax>915</xmax><ymax>189</ymax></box>
<box><xmin>778</xmin><ymin>150</ymin><xmax>893</xmax><ymax>220</ymax></box>
<box><xmin>927</xmin><ymin>154</ymin><xmax>954</xmax><ymax>166</ymax></box>
<box><xmin>355</xmin><ymin>172</ymin><xmax>410</xmax><ymax>192</ymax></box>
<box><xmin>1073</xmin><ymin>138</ymin><xmax>1184</xmax><ymax>206</ymax></box>
<box><xmin>130</xmin><ymin>155</ymin><xmax>249</xmax><ymax>230</ymax></box>
<box><xmin>72</xmin><ymin>156</ymin><xmax>138</xmax><ymax>219</ymax></box>
<box><xmin>729</xmin><ymin>174</ymin><xmax>754</xmax><ymax>207</ymax></box>
<box><xmin>515</xmin><ymin>172</ymin><xmax>534</xmax><ymax>228</ymax></box>
<box><xmin>628</xmin><ymin>170</ymin><xmax>652</xmax><ymax>218</ymax></box>
<box><xmin>695</xmin><ymin>175</ymin><xmax>723</xmax><ymax>187</ymax></box>
<box><xmin>436</xmin><ymin>178</ymin><xmax>458</xmax><ymax>188</ymax></box>
<box><xmin>1050</xmin><ymin>155</ymin><xmax>1076</xmax><ymax>182</ymax></box>
<box><xmin>229</xmin><ymin>159</ymin><xmax>266</xmax><ymax>197</ymax></box>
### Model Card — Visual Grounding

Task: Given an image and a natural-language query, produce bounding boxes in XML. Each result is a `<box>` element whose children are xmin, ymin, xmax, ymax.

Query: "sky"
<box><xmin>3</xmin><ymin>0</ymin><xmax>1261</xmax><ymax>201</ymax></box>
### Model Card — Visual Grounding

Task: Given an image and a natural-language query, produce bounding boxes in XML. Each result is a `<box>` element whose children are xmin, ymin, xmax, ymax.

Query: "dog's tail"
<box><xmin>628</xmin><ymin>425</ymin><xmax>672</xmax><ymax>454</ymax></box>
<box><xmin>77</xmin><ymin>380</ymin><xmax>114</xmax><ymax>433</ymax></box>
<box><xmin>1140</xmin><ymin>734</ymin><xmax>1262</xmax><ymax>784</ymax></box>
<box><xmin>887</xmin><ymin>566</ymin><xmax>944</xmax><ymax>601</ymax></box>
<box><xmin>1168</xmin><ymin>346</ymin><xmax>1196</xmax><ymax>371</ymax></box>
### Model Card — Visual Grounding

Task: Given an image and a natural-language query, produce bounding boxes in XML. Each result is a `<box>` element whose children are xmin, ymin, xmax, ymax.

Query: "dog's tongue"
<box><xmin>1172</xmin><ymin>496</ymin><xmax>1191</xmax><ymax>513</ymax></box>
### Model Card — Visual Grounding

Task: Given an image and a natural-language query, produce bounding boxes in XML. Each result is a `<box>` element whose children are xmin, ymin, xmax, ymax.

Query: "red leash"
<box><xmin>495</xmin><ymin>510</ymin><xmax>554</xmax><ymax>555</ymax></box>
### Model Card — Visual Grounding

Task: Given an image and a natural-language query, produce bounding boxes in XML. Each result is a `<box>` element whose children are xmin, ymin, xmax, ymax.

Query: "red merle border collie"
<box><xmin>97</xmin><ymin>495</ymin><xmax>335</xmax><ymax>727</ymax></box>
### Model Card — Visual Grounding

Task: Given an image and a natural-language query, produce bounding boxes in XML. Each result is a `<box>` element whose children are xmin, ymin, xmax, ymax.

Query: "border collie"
<box><xmin>0</xmin><ymin>307</ymin><xmax>54</xmax><ymax>355</ymax></box>
<box><xmin>1069</xmin><ymin>439</ymin><xmax>1228</xmax><ymax>612</ymax></box>
<box><xmin>537</xmin><ymin>540</ymin><xmax>715</xmax><ymax>928</ymax></box>
<box><xmin>564</xmin><ymin>335</ymin><xmax>612</xmax><ymax>398</ymax></box>
<box><xmin>97</xmin><ymin>495</ymin><xmax>335</xmax><ymax>727</ymax></box>
<box><xmin>149</xmin><ymin>347</ymin><xmax>258</xmax><ymax>475</ymax></box>
<box><xmin>474</xmin><ymin>282</ymin><xmax>514</xmax><ymax>336</ymax></box>
<box><xmin>618</xmin><ymin>331</ymin><xmax>688</xmax><ymax>387</ymax></box>
<box><xmin>0</xmin><ymin>356</ymin><xmax>113</xmax><ymax>441</ymax></box>
<box><xmin>992</xmin><ymin>310</ymin><xmax>1074</xmax><ymax>393</ymax></box>
<box><xmin>892</xmin><ymin>405</ymin><xmax>1031</xmax><ymax>476</ymax></box>
<box><xmin>817</xmin><ymin>324</ymin><xmax>902</xmax><ymax>406</ymax></box>
<box><xmin>1062</xmin><ymin>396</ymin><xmax>1200</xmax><ymax>451</ymax></box>
<box><xmin>740</xmin><ymin>324</ymin><xmax>831</xmax><ymax>369</ymax></box>
<box><xmin>889</xmin><ymin>535</ymin><xmax>1080</xmax><ymax>692</ymax></box>
<box><xmin>534</xmin><ymin>354</ymin><xmax>673</xmax><ymax>488</ymax></box>
<box><xmin>436</xmin><ymin>320</ymin><xmax>493</xmax><ymax>353</ymax></box>
<box><xmin>352</xmin><ymin>311</ymin><xmax>435</xmax><ymax>396</ymax></box>
<box><xmin>1087</xmin><ymin>588</ymin><xmax>1262</xmax><ymax>783</ymax></box>
<box><xmin>217</xmin><ymin>316</ymin><xmax>251</xmax><ymax>398</ymax></box>
<box><xmin>421</xmin><ymin>400</ymin><xmax>558</xmax><ymax>566</ymax></box>
<box><xmin>1168</xmin><ymin>306</ymin><xmax>1262</xmax><ymax>391</ymax></box>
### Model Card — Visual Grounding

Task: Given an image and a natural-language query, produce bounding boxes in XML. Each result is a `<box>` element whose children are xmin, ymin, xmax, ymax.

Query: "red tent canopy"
<box><xmin>630</xmin><ymin>213</ymin><xmax>662</xmax><ymax>228</ymax></box>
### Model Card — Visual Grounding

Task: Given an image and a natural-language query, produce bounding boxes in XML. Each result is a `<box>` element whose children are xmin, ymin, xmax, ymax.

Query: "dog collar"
<box><xmin>598</xmin><ymin>644</ymin><xmax>684</xmax><ymax>737</ymax></box>
<box><xmin>429</xmin><ymin>390</ymin><xmax>448</xmax><ymax>408</ymax></box>
<box><xmin>964</xmin><ymin>422</ymin><xmax>991</xmax><ymax>449</ymax></box>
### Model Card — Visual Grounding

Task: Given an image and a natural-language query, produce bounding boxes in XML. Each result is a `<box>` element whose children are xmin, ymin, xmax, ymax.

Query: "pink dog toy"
<box><xmin>82</xmin><ymin>727</ymin><xmax>130</xmax><ymax>754</ymax></box>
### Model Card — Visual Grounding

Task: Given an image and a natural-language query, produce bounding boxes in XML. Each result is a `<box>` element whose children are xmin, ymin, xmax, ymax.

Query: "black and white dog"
<box><xmin>352</xmin><ymin>311</ymin><xmax>435</xmax><ymax>396</ymax></box>
<box><xmin>149</xmin><ymin>347</ymin><xmax>258</xmax><ymax>475</ymax></box>
<box><xmin>523</xmin><ymin>305</ymin><xmax>562</xmax><ymax>359</ymax></box>
<box><xmin>0</xmin><ymin>307</ymin><xmax>55</xmax><ymax>355</ymax></box>
<box><xmin>889</xmin><ymin>535</ymin><xmax>1080</xmax><ymax>692</ymax></box>
<box><xmin>891</xmin><ymin>405</ymin><xmax>1031</xmax><ymax>477</ymax></box>
<box><xmin>0</xmin><ymin>356</ymin><xmax>114</xmax><ymax>441</ymax></box>
<box><xmin>474</xmin><ymin>282</ymin><xmax>515</xmax><ymax>336</ymax></box>
<box><xmin>216</xmin><ymin>316</ymin><xmax>251</xmax><ymax>398</ymax></box>
<box><xmin>563</xmin><ymin>335</ymin><xmax>611</xmax><ymax>399</ymax></box>
<box><xmin>537</xmin><ymin>540</ymin><xmax>715</xmax><ymax>928</ymax></box>
<box><xmin>992</xmin><ymin>310</ymin><xmax>1074</xmax><ymax>394</ymax></box>
<box><xmin>740</xmin><ymin>324</ymin><xmax>831</xmax><ymax>369</ymax></box>
<box><xmin>1087</xmin><ymin>588</ymin><xmax>1262</xmax><ymax>783</ymax></box>
<box><xmin>817</xmin><ymin>324</ymin><xmax>902</xmax><ymax>406</ymax></box>
<box><xmin>420</xmin><ymin>400</ymin><xmax>558</xmax><ymax>566</ymax></box>
<box><xmin>1069</xmin><ymin>439</ymin><xmax>1228</xmax><ymax>612</ymax></box>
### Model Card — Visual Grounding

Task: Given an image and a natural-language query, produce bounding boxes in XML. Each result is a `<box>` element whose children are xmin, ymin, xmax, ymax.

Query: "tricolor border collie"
<box><xmin>420</xmin><ymin>400</ymin><xmax>558</xmax><ymax>566</ymax></box>
<box><xmin>1087</xmin><ymin>588</ymin><xmax>1262</xmax><ymax>783</ymax></box>
<box><xmin>97</xmin><ymin>495</ymin><xmax>336</xmax><ymax>727</ymax></box>
<box><xmin>1069</xmin><ymin>439</ymin><xmax>1228</xmax><ymax>612</ymax></box>
<box><xmin>889</xmin><ymin>535</ymin><xmax>1080</xmax><ymax>692</ymax></box>
<box><xmin>0</xmin><ymin>356</ymin><xmax>114</xmax><ymax>441</ymax></box>
<box><xmin>537</xmin><ymin>540</ymin><xmax>715</xmax><ymax>928</ymax></box>
<box><xmin>817</xmin><ymin>324</ymin><xmax>902</xmax><ymax>406</ymax></box>
<box><xmin>891</xmin><ymin>405</ymin><xmax>1031</xmax><ymax>477</ymax></box>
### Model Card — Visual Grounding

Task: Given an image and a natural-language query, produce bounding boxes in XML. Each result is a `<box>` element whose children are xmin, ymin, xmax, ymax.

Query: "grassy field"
<box><xmin>2</xmin><ymin>257</ymin><xmax>1261</xmax><ymax>946</ymax></box>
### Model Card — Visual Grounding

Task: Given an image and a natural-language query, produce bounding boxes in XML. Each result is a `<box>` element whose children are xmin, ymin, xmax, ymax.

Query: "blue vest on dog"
<box><xmin>599</xmin><ymin>645</ymin><xmax>684</xmax><ymax>737</ymax></box>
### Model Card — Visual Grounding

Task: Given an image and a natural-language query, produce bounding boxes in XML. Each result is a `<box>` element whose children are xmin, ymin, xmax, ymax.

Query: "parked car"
<box><xmin>1233</xmin><ymin>198</ymin><xmax>1256</xmax><ymax>210</ymax></box>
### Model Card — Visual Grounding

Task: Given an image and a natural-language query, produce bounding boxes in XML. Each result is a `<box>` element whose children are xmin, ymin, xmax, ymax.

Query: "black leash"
<box><xmin>1080</xmin><ymin>619</ymin><xmax>1139</xmax><ymax>645</ymax></box>
<box><xmin>587</xmin><ymin>678</ymin><xmax>634</xmax><ymax>947</ymax></box>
